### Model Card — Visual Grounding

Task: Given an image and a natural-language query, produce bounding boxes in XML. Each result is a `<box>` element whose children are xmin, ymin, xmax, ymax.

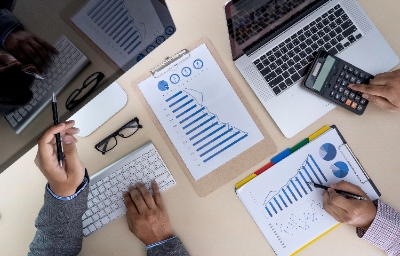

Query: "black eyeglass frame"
<box><xmin>65</xmin><ymin>71</ymin><xmax>105</xmax><ymax>111</ymax></box>
<box><xmin>94</xmin><ymin>117</ymin><xmax>143</xmax><ymax>155</ymax></box>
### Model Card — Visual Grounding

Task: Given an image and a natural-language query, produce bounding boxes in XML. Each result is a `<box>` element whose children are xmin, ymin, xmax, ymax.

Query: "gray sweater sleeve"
<box><xmin>0</xmin><ymin>8</ymin><xmax>21</xmax><ymax>47</ymax></box>
<box><xmin>28</xmin><ymin>185</ymin><xmax>89</xmax><ymax>256</ymax></box>
<box><xmin>147</xmin><ymin>237</ymin><xmax>189</xmax><ymax>256</ymax></box>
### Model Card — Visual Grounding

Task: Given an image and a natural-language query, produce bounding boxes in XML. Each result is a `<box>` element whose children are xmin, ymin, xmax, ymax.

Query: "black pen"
<box><xmin>308</xmin><ymin>182</ymin><xmax>367</xmax><ymax>201</ymax></box>
<box><xmin>52</xmin><ymin>93</ymin><xmax>64</xmax><ymax>167</ymax></box>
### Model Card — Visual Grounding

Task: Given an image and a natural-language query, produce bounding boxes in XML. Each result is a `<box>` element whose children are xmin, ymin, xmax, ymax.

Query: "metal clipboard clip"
<box><xmin>150</xmin><ymin>49</ymin><xmax>190</xmax><ymax>78</ymax></box>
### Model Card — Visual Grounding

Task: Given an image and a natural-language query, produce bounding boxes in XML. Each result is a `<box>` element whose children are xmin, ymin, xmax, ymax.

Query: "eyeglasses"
<box><xmin>95</xmin><ymin>117</ymin><xmax>143</xmax><ymax>155</ymax></box>
<box><xmin>66</xmin><ymin>72</ymin><xmax>105</xmax><ymax>110</ymax></box>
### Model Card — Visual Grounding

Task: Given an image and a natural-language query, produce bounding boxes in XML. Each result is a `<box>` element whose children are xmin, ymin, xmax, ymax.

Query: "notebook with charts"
<box><xmin>134</xmin><ymin>38</ymin><xmax>277</xmax><ymax>196</ymax></box>
<box><xmin>235</xmin><ymin>126</ymin><xmax>380</xmax><ymax>255</ymax></box>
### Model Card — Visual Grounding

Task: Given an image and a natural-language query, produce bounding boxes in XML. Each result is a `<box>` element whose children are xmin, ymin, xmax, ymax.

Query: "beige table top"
<box><xmin>1</xmin><ymin>0</ymin><xmax>400</xmax><ymax>255</ymax></box>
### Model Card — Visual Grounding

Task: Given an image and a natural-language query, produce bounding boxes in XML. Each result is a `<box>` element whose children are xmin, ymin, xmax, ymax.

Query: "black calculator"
<box><xmin>303</xmin><ymin>50</ymin><xmax>374</xmax><ymax>115</ymax></box>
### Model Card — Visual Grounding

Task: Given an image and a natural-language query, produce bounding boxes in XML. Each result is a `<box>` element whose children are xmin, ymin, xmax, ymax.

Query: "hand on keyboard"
<box><xmin>123</xmin><ymin>181</ymin><xmax>173</xmax><ymax>245</ymax></box>
<box><xmin>35</xmin><ymin>120</ymin><xmax>85</xmax><ymax>197</ymax></box>
<box><xmin>4</xmin><ymin>29</ymin><xmax>58</xmax><ymax>72</ymax></box>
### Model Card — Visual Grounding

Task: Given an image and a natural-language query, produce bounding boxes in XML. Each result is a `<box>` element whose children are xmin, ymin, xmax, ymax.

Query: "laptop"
<box><xmin>224</xmin><ymin>0</ymin><xmax>399</xmax><ymax>138</ymax></box>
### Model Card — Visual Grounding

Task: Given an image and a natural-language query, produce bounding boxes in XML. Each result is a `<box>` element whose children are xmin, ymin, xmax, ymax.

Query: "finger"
<box><xmin>332</xmin><ymin>181</ymin><xmax>368</xmax><ymax>198</ymax></box>
<box><xmin>123</xmin><ymin>190</ymin><xmax>139</xmax><ymax>216</ymax></box>
<box><xmin>62</xmin><ymin>135</ymin><xmax>84</xmax><ymax>176</ymax></box>
<box><xmin>37</xmin><ymin>123</ymin><xmax>66</xmax><ymax>147</ymax></box>
<box><xmin>0</xmin><ymin>62</ymin><xmax>22</xmax><ymax>73</ymax></box>
<box><xmin>0</xmin><ymin>53</ymin><xmax>17</xmax><ymax>64</ymax></box>
<box><xmin>361</xmin><ymin>94</ymin><xmax>400</xmax><ymax>112</ymax></box>
<box><xmin>28</xmin><ymin>40</ymin><xmax>51</xmax><ymax>65</ymax></box>
<box><xmin>136</xmin><ymin>182</ymin><xmax>156</xmax><ymax>209</ymax></box>
<box><xmin>151</xmin><ymin>180</ymin><xmax>164</xmax><ymax>207</ymax></box>
<box><xmin>65</xmin><ymin>127</ymin><xmax>80</xmax><ymax>136</ymax></box>
<box><xmin>22</xmin><ymin>42</ymin><xmax>46</xmax><ymax>70</ymax></box>
<box><xmin>33</xmin><ymin>35</ymin><xmax>58</xmax><ymax>54</ymax></box>
<box><xmin>128</xmin><ymin>185</ymin><xmax>148</xmax><ymax>213</ymax></box>
<box><xmin>323</xmin><ymin>190</ymin><xmax>341</xmax><ymax>220</ymax></box>
<box><xmin>21</xmin><ymin>64</ymin><xmax>39</xmax><ymax>74</ymax></box>
<box><xmin>348</xmin><ymin>83</ymin><xmax>391</xmax><ymax>98</ymax></box>
<box><xmin>325</xmin><ymin>188</ymin><xmax>349</xmax><ymax>217</ymax></box>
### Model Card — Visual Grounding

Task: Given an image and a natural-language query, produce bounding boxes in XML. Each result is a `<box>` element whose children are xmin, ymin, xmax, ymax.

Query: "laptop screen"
<box><xmin>225</xmin><ymin>0</ymin><xmax>320</xmax><ymax>60</ymax></box>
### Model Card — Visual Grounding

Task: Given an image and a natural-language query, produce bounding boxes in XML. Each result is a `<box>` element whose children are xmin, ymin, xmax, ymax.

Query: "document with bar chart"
<box><xmin>72</xmin><ymin>0</ymin><xmax>175</xmax><ymax>71</ymax></box>
<box><xmin>236</xmin><ymin>127</ymin><xmax>380</xmax><ymax>256</ymax></box>
<box><xmin>138</xmin><ymin>43</ymin><xmax>264</xmax><ymax>180</ymax></box>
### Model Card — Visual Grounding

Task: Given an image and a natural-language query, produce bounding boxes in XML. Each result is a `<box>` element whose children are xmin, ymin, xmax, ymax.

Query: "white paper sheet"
<box><xmin>138</xmin><ymin>44</ymin><xmax>264</xmax><ymax>180</ymax></box>
<box><xmin>236</xmin><ymin>128</ymin><xmax>380</xmax><ymax>255</ymax></box>
<box><xmin>72</xmin><ymin>0</ymin><xmax>165</xmax><ymax>70</ymax></box>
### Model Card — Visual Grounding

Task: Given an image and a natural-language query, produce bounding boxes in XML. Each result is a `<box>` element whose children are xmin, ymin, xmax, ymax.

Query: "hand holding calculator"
<box><xmin>304</xmin><ymin>50</ymin><xmax>374</xmax><ymax>115</ymax></box>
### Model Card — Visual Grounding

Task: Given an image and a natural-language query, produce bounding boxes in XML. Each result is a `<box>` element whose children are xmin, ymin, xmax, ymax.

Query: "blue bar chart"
<box><xmin>87</xmin><ymin>0</ymin><xmax>142</xmax><ymax>54</ymax></box>
<box><xmin>166</xmin><ymin>90</ymin><xmax>249</xmax><ymax>163</ymax></box>
<box><xmin>264</xmin><ymin>154</ymin><xmax>328</xmax><ymax>217</ymax></box>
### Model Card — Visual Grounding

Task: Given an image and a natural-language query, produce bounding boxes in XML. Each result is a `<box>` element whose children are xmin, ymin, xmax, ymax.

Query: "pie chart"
<box><xmin>319</xmin><ymin>143</ymin><xmax>337</xmax><ymax>161</ymax></box>
<box><xmin>331</xmin><ymin>161</ymin><xmax>349</xmax><ymax>178</ymax></box>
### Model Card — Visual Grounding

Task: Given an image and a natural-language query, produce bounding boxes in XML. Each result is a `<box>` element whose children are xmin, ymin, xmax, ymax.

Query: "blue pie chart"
<box><xmin>331</xmin><ymin>161</ymin><xmax>349</xmax><ymax>178</ymax></box>
<box><xmin>319</xmin><ymin>143</ymin><xmax>337</xmax><ymax>161</ymax></box>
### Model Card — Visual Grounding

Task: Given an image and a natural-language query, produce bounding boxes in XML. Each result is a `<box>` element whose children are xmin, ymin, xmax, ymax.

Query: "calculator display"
<box><xmin>313</xmin><ymin>56</ymin><xmax>336</xmax><ymax>92</ymax></box>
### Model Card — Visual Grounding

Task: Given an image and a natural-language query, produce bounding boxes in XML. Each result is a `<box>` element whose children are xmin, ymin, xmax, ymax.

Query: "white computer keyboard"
<box><xmin>82</xmin><ymin>142</ymin><xmax>176</xmax><ymax>236</ymax></box>
<box><xmin>4</xmin><ymin>36</ymin><xmax>89</xmax><ymax>134</ymax></box>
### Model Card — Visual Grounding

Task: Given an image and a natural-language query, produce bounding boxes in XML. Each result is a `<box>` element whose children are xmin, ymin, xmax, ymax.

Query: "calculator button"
<box><xmin>351</xmin><ymin>102</ymin><xmax>358</xmax><ymax>109</ymax></box>
<box><xmin>353</xmin><ymin>70</ymin><xmax>360</xmax><ymax>76</ymax></box>
<box><xmin>344</xmin><ymin>90</ymin><xmax>350</xmax><ymax>96</ymax></box>
<box><xmin>338</xmin><ymin>87</ymin><xmax>345</xmax><ymax>93</ymax></box>
<box><xmin>340</xmin><ymin>71</ymin><xmax>345</xmax><ymax>77</ymax></box>
<box><xmin>349</xmin><ymin>92</ymin><xmax>355</xmax><ymax>99</ymax></box>
<box><xmin>355</xmin><ymin>95</ymin><xmax>361</xmax><ymax>102</ymax></box>
<box><xmin>345</xmin><ymin>74</ymin><xmax>350</xmax><ymax>80</ymax></box>
<box><xmin>359</xmin><ymin>73</ymin><xmax>365</xmax><ymax>79</ymax></box>
<box><xmin>337</xmin><ymin>78</ymin><xmax>342</xmax><ymax>83</ymax></box>
<box><xmin>343</xmin><ymin>65</ymin><xmax>348</xmax><ymax>70</ymax></box>
<box><xmin>335</xmin><ymin>93</ymin><xmax>341</xmax><ymax>100</ymax></box>
<box><xmin>357</xmin><ymin>105</ymin><xmax>363</xmax><ymax>111</ymax></box>
<box><xmin>360</xmin><ymin>98</ymin><xmax>367</xmax><ymax>104</ymax></box>
<box><xmin>330</xmin><ymin>91</ymin><xmax>335</xmax><ymax>97</ymax></box>
<box><xmin>341</xmin><ymin>80</ymin><xmax>348</xmax><ymax>86</ymax></box>
<box><xmin>340</xmin><ymin>96</ymin><xmax>346</xmax><ymax>102</ymax></box>
<box><xmin>334</xmin><ymin>84</ymin><xmax>339</xmax><ymax>90</ymax></box>
<box><xmin>350</xmin><ymin>77</ymin><xmax>356</xmax><ymax>83</ymax></box>
<box><xmin>348</xmin><ymin>67</ymin><xmax>354</xmax><ymax>73</ymax></box>
<box><xmin>345</xmin><ymin>99</ymin><xmax>352</xmax><ymax>106</ymax></box>
<box><xmin>356</xmin><ymin>79</ymin><xmax>361</xmax><ymax>84</ymax></box>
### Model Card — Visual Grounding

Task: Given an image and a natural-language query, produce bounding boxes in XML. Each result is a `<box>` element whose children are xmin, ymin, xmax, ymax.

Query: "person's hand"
<box><xmin>123</xmin><ymin>181</ymin><xmax>173</xmax><ymax>245</ymax></box>
<box><xmin>323</xmin><ymin>181</ymin><xmax>377</xmax><ymax>230</ymax></box>
<box><xmin>35</xmin><ymin>120</ymin><xmax>84</xmax><ymax>197</ymax></box>
<box><xmin>4</xmin><ymin>29</ymin><xmax>57</xmax><ymax>72</ymax></box>
<box><xmin>0</xmin><ymin>52</ymin><xmax>35</xmax><ymax>105</ymax></box>
<box><xmin>349</xmin><ymin>69</ymin><xmax>400</xmax><ymax>112</ymax></box>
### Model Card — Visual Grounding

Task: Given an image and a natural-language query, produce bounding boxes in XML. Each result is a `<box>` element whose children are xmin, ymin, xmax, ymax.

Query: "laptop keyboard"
<box><xmin>4</xmin><ymin>36</ymin><xmax>89</xmax><ymax>134</ymax></box>
<box><xmin>253</xmin><ymin>4</ymin><xmax>363</xmax><ymax>96</ymax></box>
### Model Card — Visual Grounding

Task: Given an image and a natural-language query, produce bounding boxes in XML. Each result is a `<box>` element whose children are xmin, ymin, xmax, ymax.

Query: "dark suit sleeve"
<box><xmin>147</xmin><ymin>237</ymin><xmax>189</xmax><ymax>256</ymax></box>
<box><xmin>0</xmin><ymin>8</ymin><xmax>22</xmax><ymax>47</ymax></box>
<box><xmin>28</xmin><ymin>185</ymin><xmax>89</xmax><ymax>256</ymax></box>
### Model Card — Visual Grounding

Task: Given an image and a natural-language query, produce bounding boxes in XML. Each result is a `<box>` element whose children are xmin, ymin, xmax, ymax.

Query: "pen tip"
<box><xmin>52</xmin><ymin>92</ymin><xmax>56</xmax><ymax>102</ymax></box>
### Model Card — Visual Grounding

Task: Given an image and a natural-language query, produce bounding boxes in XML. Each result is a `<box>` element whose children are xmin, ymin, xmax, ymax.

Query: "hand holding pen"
<box><xmin>321</xmin><ymin>181</ymin><xmax>377</xmax><ymax>231</ymax></box>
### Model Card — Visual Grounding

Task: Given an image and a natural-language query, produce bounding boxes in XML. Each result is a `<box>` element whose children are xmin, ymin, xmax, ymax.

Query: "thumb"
<box><xmin>62</xmin><ymin>135</ymin><xmax>84</xmax><ymax>177</ymax></box>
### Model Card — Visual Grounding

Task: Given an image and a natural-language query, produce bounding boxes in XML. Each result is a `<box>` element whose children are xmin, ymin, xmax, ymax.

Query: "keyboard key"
<box><xmin>291</xmin><ymin>73</ymin><xmax>301</xmax><ymax>82</ymax></box>
<box><xmin>264</xmin><ymin>72</ymin><xmax>277</xmax><ymax>82</ymax></box>
<box><xmin>272</xmin><ymin>86</ymin><xmax>281</xmax><ymax>95</ymax></box>
<box><xmin>269</xmin><ymin>76</ymin><xmax>284</xmax><ymax>88</ymax></box>
<box><xmin>298</xmin><ymin>65</ymin><xmax>309</xmax><ymax>77</ymax></box>
<box><xmin>328</xmin><ymin>47</ymin><xmax>338</xmax><ymax>56</ymax></box>
<box><xmin>260</xmin><ymin>67</ymin><xmax>271</xmax><ymax>76</ymax></box>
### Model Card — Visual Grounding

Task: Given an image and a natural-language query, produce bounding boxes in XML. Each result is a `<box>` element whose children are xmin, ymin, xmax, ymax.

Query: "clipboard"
<box><xmin>131</xmin><ymin>38</ymin><xmax>277</xmax><ymax>197</ymax></box>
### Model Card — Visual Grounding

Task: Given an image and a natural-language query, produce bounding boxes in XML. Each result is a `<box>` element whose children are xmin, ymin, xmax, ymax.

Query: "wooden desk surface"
<box><xmin>1</xmin><ymin>1</ymin><xmax>400</xmax><ymax>255</ymax></box>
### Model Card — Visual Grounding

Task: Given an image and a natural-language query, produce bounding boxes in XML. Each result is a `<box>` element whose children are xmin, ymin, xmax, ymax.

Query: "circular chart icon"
<box><xmin>165</xmin><ymin>26</ymin><xmax>175</xmax><ymax>35</ymax></box>
<box><xmin>319</xmin><ymin>143</ymin><xmax>337</xmax><ymax>161</ymax></box>
<box><xmin>146</xmin><ymin>45</ymin><xmax>155</xmax><ymax>53</ymax></box>
<box><xmin>331</xmin><ymin>161</ymin><xmax>349</xmax><ymax>178</ymax></box>
<box><xmin>181</xmin><ymin>67</ymin><xmax>192</xmax><ymax>77</ymax></box>
<box><xmin>156</xmin><ymin>36</ymin><xmax>165</xmax><ymax>44</ymax></box>
<box><xmin>170</xmin><ymin>74</ymin><xmax>180</xmax><ymax>84</ymax></box>
<box><xmin>157</xmin><ymin>80</ymin><xmax>169</xmax><ymax>91</ymax></box>
<box><xmin>193</xmin><ymin>59</ymin><xmax>203</xmax><ymax>69</ymax></box>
